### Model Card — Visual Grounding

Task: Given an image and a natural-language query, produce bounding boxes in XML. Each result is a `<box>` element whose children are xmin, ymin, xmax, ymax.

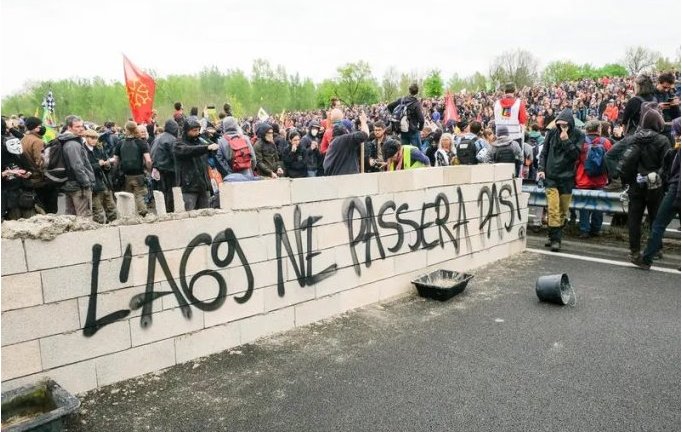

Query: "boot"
<box><xmin>549</xmin><ymin>227</ymin><xmax>562</xmax><ymax>252</ymax></box>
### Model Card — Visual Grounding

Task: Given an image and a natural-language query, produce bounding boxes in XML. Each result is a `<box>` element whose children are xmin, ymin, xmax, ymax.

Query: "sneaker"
<box><xmin>630</xmin><ymin>254</ymin><xmax>651</xmax><ymax>270</ymax></box>
<box><xmin>653</xmin><ymin>251</ymin><xmax>663</xmax><ymax>260</ymax></box>
<box><xmin>578</xmin><ymin>232</ymin><xmax>590</xmax><ymax>239</ymax></box>
<box><xmin>550</xmin><ymin>241</ymin><xmax>561</xmax><ymax>252</ymax></box>
<box><xmin>544</xmin><ymin>240</ymin><xmax>552</xmax><ymax>248</ymax></box>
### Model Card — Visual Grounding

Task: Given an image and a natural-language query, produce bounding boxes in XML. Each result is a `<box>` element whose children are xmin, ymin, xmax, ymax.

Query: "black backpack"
<box><xmin>494</xmin><ymin>143</ymin><xmax>516</xmax><ymax>163</ymax></box>
<box><xmin>43</xmin><ymin>138</ymin><xmax>69</xmax><ymax>185</ymax></box>
<box><xmin>119</xmin><ymin>138</ymin><xmax>143</xmax><ymax>174</ymax></box>
<box><xmin>616</xmin><ymin>141</ymin><xmax>641</xmax><ymax>182</ymax></box>
<box><xmin>456</xmin><ymin>137</ymin><xmax>478</xmax><ymax>165</ymax></box>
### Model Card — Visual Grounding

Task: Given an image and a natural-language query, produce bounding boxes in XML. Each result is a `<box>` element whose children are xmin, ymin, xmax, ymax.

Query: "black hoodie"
<box><xmin>151</xmin><ymin>119</ymin><xmax>179</xmax><ymax>172</ymax></box>
<box><xmin>386</xmin><ymin>95</ymin><xmax>424</xmax><ymax>132</ymax></box>
<box><xmin>173</xmin><ymin>123</ymin><xmax>211</xmax><ymax>193</ymax></box>
<box><xmin>538</xmin><ymin>109</ymin><xmax>583</xmax><ymax>187</ymax></box>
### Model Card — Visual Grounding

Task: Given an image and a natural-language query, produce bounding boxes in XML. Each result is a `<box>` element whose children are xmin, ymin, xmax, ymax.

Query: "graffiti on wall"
<box><xmin>82</xmin><ymin>181</ymin><xmax>523</xmax><ymax>337</ymax></box>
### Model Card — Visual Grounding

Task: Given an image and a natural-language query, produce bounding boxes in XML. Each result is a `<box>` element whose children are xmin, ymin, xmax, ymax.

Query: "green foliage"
<box><xmin>423</xmin><ymin>70</ymin><xmax>444</xmax><ymax>98</ymax></box>
<box><xmin>542</xmin><ymin>61</ymin><xmax>629</xmax><ymax>83</ymax></box>
<box><xmin>490</xmin><ymin>49</ymin><xmax>539</xmax><ymax>89</ymax></box>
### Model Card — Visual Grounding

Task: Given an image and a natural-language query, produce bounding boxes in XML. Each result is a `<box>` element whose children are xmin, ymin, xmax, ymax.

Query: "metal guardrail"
<box><xmin>522</xmin><ymin>184</ymin><xmax>628</xmax><ymax>213</ymax></box>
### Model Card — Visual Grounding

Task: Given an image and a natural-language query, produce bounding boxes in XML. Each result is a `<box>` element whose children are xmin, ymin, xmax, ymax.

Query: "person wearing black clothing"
<box><xmin>282</xmin><ymin>131</ymin><xmax>307</xmax><ymax>178</ymax></box>
<box><xmin>323</xmin><ymin>110</ymin><xmax>369</xmax><ymax>176</ymax></box>
<box><xmin>300</xmin><ymin>121</ymin><xmax>323</xmax><ymax>177</ymax></box>
<box><xmin>622</xmin><ymin>74</ymin><xmax>657</xmax><ymax>135</ymax></box>
<box><xmin>174</xmin><ymin>118</ymin><xmax>219</xmax><ymax>210</ymax></box>
<box><xmin>363</xmin><ymin>121</ymin><xmax>388</xmax><ymax>172</ymax></box>
<box><xmin>654</xmin><ymin>72</ymin><xmax>681</xmax><ymax>123</ymax></box>
<box><xmin>1</xmin><ymin>119</ymin><xmax>35</xmax><ymax>220</ymax></box>
<box><xmin>624</xmin><ymin>107</ymin><xmax>671</xmax><ymax>259</ymax></box>
<box><xmin>83</xmin><ymin>130</ymin><xmax>117</xmax><ymax>223</ymax></box>
<box><xmin>114</xmin><ymin>121</ymin><xmax>152</xmax><ymax>217</ymax></box>
<box><xmin>272</xmin><ymin>123</ymin><xmax>288</xmax><ymax>161</ymax></box>
<box><xmin>386</xmin><ymin>83</ymin><xmax>424</xmax><ymax>147</ymax></box>
<box><xmin>151</xmin><ymin>119</ymin><xmax>179</xmax><ymax>212</ymax></box>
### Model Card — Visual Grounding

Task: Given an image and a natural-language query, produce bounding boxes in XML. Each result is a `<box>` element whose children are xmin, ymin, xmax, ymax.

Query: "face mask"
<box><xmin>5</xmin><ymin>137</ymin><xmax>22</xmax><ymax>155</ymax></box>
<box><xmin>310</xmin><ymin>129</ymin><xmax>318</xmax><ymax>137</ymax></box>
<box><xmin>38</xmin><ymin>126</ymin><xmax>46</xmax><ymax>136</ymax></box>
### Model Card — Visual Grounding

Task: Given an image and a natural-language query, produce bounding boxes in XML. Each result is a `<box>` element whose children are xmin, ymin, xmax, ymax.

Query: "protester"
<box><xmin>215</xmin><ymin>116</ymin><xmax>258</xmax><ymax>182</ymax></box>
<box><xmin>150</xmin><ymin>119</ymin><xmax>179</xmax><ymax>212</ymax></box>
<box><xmin>387</xmin><ymin>83</ymin><xmax>424</xmax><ymax>147</ymax></box>
<box><xmin>383</xmin><ymin>139</ymin><xmax>430</xmax><ymax>171</ymax></box>
<box><xmin>323</xmin><ymin>110</ymin><xmax>369</xmax><ymax>176</ymax></box>
<box><xmin>114</xmin><ymin>121</ymin><xmax>152</xmax><ymax>216</ymax></box>
<box><xmin>1</xmin><ymin>118</ymin><xmax>36</xmax><ymax>220</ymax></box>
<box><xmin>483</xmin><ymin>125</ymin><xmax>523</xmax><ymax>165</ymax></box>
<box><xmin>282</xmin><ymin>130</ymin><xmax>307</xmax><ymax>178</ymax></box>
<box><xmin>435</xmin><ymin>133</ymin><xmax>456</xmax><ymax>166</ymax></box>
<box><xmin>622</xmin><ymin>74</ymin><xmax>657</xmax><ymax>135</ymax></box>
<box><xmin>364</xmin><ymin>120</ymin><xmax>388</xmax><ymax>172</ymax></box>
<box><xmin>254</xmin><ymin>123</ymin><xmax>283</xmax><ymax>179</ymax></box>
<box><xmin>83</xmin><ymin>129</ymin><xmax>118</xmax><ymax>223</ymax></box>
<box><xmin>60</xmin><ymin>115</ymin><xmax>95</xmax><ymax>218</ymax></box>
<box><xmin>494</xmin><ymin>83</ymin><xmax>527</xmax><ymax>144</ymax></box>
<box><xmin>174</xmin><ymin>118</ymin><xmax>218</xmax><ymax>210</ymax></box>
<box><xmin>300</xmin><ymin>120</ymin><xmax>324</xmax><ymax>177</ymax></box>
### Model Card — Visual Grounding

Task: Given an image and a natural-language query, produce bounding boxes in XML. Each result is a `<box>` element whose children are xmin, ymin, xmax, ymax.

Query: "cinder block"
<box><xmin>77</xmin><ymin>285</ymin><xmax>162</xmax><ymax>325</ymax></box>
<box><xmin>299</xmin><ymin>198</ymin><xmax>345</xmax><ymax>225</ymax></box>
<box><xmin>294</xmin><ymin>294</ymin><xmax>342</xmax><ymax>327</ymax></box>
<box><xmin>290</xmin><ymin>176</ymin><xmax>338</xmax><ymax>204</ymax></box>
<box><xmin>1</xmin><ymin>238</ymin><xmax>27</xmax><ymax>275</ymax></box>
<box><xmin>129</xmin><ymin>244</ymin><xmax>210</xmax><ymax>287</ymax></box>
<box><xmin>263</xmin><ymin>280</ymin><xmax>316</xmax><ymax>313</ymax></box>
<box><xmin>1</xmin><ymin>340</ymin><xmax>42</xmax><ymax>380</ymax></box>
<box><xmin>227</xmin><ymin>210</ymin><xmax>261</xmax><ymax>238</ymax></box>
<box><xmin>2</xmin><ymin>300</ymin><xmax>80</xmax><ymax>346</ymax></box>
<box><xmin>469</xmin><ymin>164</ymin><xmax>496</xmax><ymax>183</ymax></box>
<box><xmin>42</xmin><ymin>256</ymin><xmax>134</xmax><ymax>304</ymax></box>
<box><xmin>378</xmin><ymin>169</ymin><xmax>415</xmax><ymax>194</ymax></box>
<box><xmin>203</xmin><ymin>289</ymin><xmax>265</xmax><ymax>328</ymax></box>
<box><xmin>40</xmin><ymin>320</ymin><xmax>131</xmax><ymax>369</ymax></box>
<box><xmin>153</xmin><ymin>191</ymin><xmax>167</xmax><ymax>216</ymax></box>
<box><xmin>95</xmin><ymin>339</ymin><xmax>175</xmax><ymax>387</ymax></box>
<box><xmin>2</xmin><ymin>272</ymin><xmax>42</xmax><ymax>311</ymax></box>
<box><xmin>412</xmin><ymin>167</ymin><xmax>445</xmax><ymax>189</ymax></box>
<box><xmin>174</xmin><ymin>321</ymin><xmax>240</xmax><ymax>364</ymax></box>
<box><xmin>115</xmin><ymin>191</ymin><xmax>137</xmax><ymax>217</ymax></box>
<box><xmin>426</xmin><ymin>243</ymin><xmax>458</xmax><ymax>266</ymax></box>
<box><xmin>239</xmin><ymin>307</ymin><xmax>295</xmax><ymax>345</ymax></box>
<box><xmin>2</xmin><ymin>359</ymin><xmax>98</xmax><ymax>396</ymax></box>
<box><xmin>493</xmin><ymin>163</ymin><xmax>515</xmax><ymax>181</ymax></box>
<box><xmin>119</xmin><ymin>218</ymin><xmax>202</xmax><ymax>257</ymax></box>
<box><xmin>339</xmin><ymin>282</ymin><xmax>381</xmax><ymax>312</ymax></box>
<box><xmin>393</xmin><ymin>248</ymin><xmax>428</xmax><ymax>275</ymax></box>
<box><xmin>313</xmin><ymin>266</ymin><xmax>355</xmax><ymax>298</ymax></box>
<box><xmin>24</xmin><ymin>227</ymin><xmax>121</xmax><ymax>271</ymax></box>
<box><xmin>258</xmin><ymin>207</ymin><xmax>295</xmax><ymax>236</ymax></box>
<box><xmin>221</xmin><ymin>178</ymin><xmax>291</xmax><ymax>210</ymax></box>
<box><xmin>172</xmin><ymin>187</ymin><xmax>185</xmax><ymax>212</ymax></box>
<box><xmin>443</xmin><ymin>165</ymin><xmax>472</xmax><ymax>186</ymax></box>
<box><xmin>336</xmin><ymin>173</ymin><xmax>380</xmax><ymax>199</ymax></box>
<box><xmin>377</xmin><ymin>274</ymin><xmax>414</xmax><ymax>301</ymax></box>
<box><xmin>130</xmin><ymin>307</ymin><xmax>204</xmax><ymax>347</ymax></box>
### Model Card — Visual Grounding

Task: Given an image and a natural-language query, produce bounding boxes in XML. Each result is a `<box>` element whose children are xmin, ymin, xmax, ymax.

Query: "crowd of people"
<box><xmin>2</xmin><ymin>71</ymin><xmax>680</xmax><ymax>269</ymax></box>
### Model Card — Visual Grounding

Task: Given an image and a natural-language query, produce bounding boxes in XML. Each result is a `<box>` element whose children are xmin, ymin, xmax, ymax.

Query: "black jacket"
<box><xmin>622</xmin><ymin>94</ymin><xmax>656</xmax><ymax>135</ymax></box>
<box><xmin>631</xmin><ymin>130</ymin><xmax>671</xmax><ymax>181</ymax></box>
<box><xmin>173</xmin><ymin>133</ymin><xmax>212</xmax><ymax>193</ymax></box>
<box><xmin>387</xmin><ymin>96</ymin><xmax>424</xmax><ymax>133</ymax></box>
<box><xmin>282</xmin><ymin>143</ymin><xmax>307</xmax><ymax>178</ymax></box>
<box><xmin>300</xmin><ymin>134</ymin><xmax>323</xmax><ymax>172</ymax></box>
<box><xmin>538</xmin><ymin>109</ymin><xmax>583</xmax><ymax>188</ymax></box>
<box><xmin>85</xmin><ymin>145</ymin><xmax>111</xmax><ymax>193</ymax></box>
<box><xmin>151</xmin><ymin>120</ymin><xmax>179</xmax><ymax>172</ymax></box>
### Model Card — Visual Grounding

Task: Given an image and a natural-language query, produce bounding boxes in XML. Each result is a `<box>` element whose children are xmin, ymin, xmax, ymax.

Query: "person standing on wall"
<box><xmin>387</xmin><ymin>83</ymin><xmax>425</xmax><ymax>148</ymax></box>
<box><xmin>114</xmin><ymin>121</ymin><xmax>152</xmax><ymax>217</ymax></box>
<box><xmin>537</xmin><ymin>109</ymin><xmax>583</xmax><ymax>252</ymax></box>
<box><xmin>494</xmin><ymin>83</ymin><xmax>528</xmax><ymax>148</ymax></box>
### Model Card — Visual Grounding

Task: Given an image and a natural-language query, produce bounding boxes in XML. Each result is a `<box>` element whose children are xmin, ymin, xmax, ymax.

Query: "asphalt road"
<box><xmin>62</xmin><ymin>249</ymin><xmax>681</xmax><ymax>432</ymax></box>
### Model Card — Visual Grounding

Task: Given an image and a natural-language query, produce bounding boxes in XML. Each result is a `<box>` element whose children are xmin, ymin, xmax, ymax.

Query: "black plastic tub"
<box><xmin>1</xmin><ymin>379</ymin><xmax>80</xmax><ymax>432</ymax></box>
<box><xmin>411</xmin><ymin>269</ymin><xmax>474</xmax><ymax>301</ymax></box>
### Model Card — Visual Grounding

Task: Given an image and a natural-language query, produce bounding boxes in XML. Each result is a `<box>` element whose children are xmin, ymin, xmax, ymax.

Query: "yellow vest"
<box><xmin>388</xmin><ymin>145</ymin><xmax>427</xmax><ymax>171</ymax></box>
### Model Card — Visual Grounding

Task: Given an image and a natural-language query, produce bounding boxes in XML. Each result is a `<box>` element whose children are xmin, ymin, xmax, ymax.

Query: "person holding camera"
<box><xmin>537</xmin><ymin>109</ymin><xmax>583</xmax><ymax>252</ymax></box>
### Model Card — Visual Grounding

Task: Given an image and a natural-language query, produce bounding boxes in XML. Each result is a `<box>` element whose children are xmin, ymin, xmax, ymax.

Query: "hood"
<box><xmin>555</xmin><ymin>109</ymin><xmax>575</xmax><ymax>131</ymax></box>
<box><xmin>491</xmin><ymin>135</ymin><xmax>513</xmax><ymax>148</ymax></box>
<box><xmin>498</xmin><ymin>96</ymin><xmax>518</xmax><ymax>109</ymax></box>
<box><xmin>164</xmin><ymin>119</ymin><xmax>179</xmax><ymax>137</ymax></box>
<box><xmin>528</xmin><ymin>131</ymin><xmax>542</xmax><ymax>139</ymax></box>
<box><xmin>183</xmin><ymin>118</ymin><xmax>201</xmax><ymax>134</ymax></box>
<box><xmin>222</xmin><ymin>116</ymin><xmax>239</xmax><ymax>134</ymax></box>
<box><xmin>639</xmin><ymin>108</ymin><xmax>664</xmax><ymax>133</ymax></box>
<box><xmin>256</xmin><ymin>123</ymin><xmax>273</xmax><ymax>139</ymax></box>
<box><xmin>332</xmin><ymin>122</ymin><xmax>348</xmax><ymax>138</ymax></box>
<box><xmin>634</xmin><ymin>129</ymin><xmax>664</xmax><ymax>144</ymax></box>
<box><xmin>402</xmin><ymin>95</ymin><xmax>419</xmax><ymax>106</ymax></box>
<box><xmin>57</xmin><ymin>131</ymin><xmax>81</xmax><ymax>142</ymax></box>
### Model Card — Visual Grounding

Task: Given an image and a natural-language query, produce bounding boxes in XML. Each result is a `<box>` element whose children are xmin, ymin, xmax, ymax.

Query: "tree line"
<box><xmin>2</xmin><ymin>46</ymin><xmax>678</xmax><ymax>125</ymax></box>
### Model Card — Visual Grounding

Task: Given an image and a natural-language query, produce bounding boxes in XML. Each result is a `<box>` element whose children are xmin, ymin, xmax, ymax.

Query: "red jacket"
<box><xmin>498</xmin><ymin>96</ymin><xmax>528</xmax><ymax>126</ymax></box>
<box><xmin>320</xmin><ymin>127</ymin><xmax>334</xmax><ymax>155</ymax></box>
<box><xmin>604</xmin><ymin>105</ymin><xmax>619</xmax><ymax>122</ymax></box>
<box><xmin>575</xmin><ymin>135</ymin><xmax>612</xmax><ymax>189</ymax></box>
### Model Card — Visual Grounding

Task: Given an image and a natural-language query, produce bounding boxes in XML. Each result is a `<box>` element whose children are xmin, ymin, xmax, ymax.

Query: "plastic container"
<box><xmin>1</xmin><ymin>379</ymin><xmax>80</xmax><ymax>432</ymax></box>
<box><xmin>411</xmin><ymin>269</ymin><xmax>474</xmax><ymax>301</ymax></box>
<box><xmin>535</xmin><ymin>273</ymin><xmax>574</xmax><ymax>305</ymax></box>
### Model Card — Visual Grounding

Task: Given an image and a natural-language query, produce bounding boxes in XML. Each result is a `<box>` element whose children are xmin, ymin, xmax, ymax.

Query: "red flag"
<box><xmin>443</xmin><ymin>92</ymin><xmax>459</xmax><ymax>125</ymax></box>
<box><xmin>123</xmin><ymin>55</ymin><xmax>155</xmax><ymax>123</ymax></box>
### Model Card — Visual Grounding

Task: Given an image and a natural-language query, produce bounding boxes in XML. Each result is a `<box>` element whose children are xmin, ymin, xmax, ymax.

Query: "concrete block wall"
<box><xmin>1</xmin><ymin>164</ymin><xmax>528</xmax><ymax>395</ymax></box>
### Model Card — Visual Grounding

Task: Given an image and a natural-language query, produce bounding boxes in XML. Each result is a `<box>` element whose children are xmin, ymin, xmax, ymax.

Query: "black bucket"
<box><xmin>535</xmin><ymin>273</ymin><xmax>575</xmax><ymax>305</ymax></box>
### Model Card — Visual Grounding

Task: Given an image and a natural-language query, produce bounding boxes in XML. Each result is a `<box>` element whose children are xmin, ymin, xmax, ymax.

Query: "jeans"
<box><xmin>153</xmin><ymin>170</ymin><xmax>176</xmax><ymax>213</ymax></box>
<box><xmin>578</xmin><ymin>209</ymin><xmax>604</xmax><ymax>234</ymax></box>
<box><xmin>641</xmin><ymin>188</ymin><xmax>679</xmax><ymax>264</ymax></box>
<box><xmin>627</xmin><ymin>184</ymin><xmax>663</xmax><ymax>252</ymax></box>
<box><xmin>400</xmin><ymin>130</ymin><xmax>421</xmax><ymax>147</ymax></box>
<box><xmin>183</xmin><ymin>191</ymin><xmax>210</xmax><ymax>210</ymax></box>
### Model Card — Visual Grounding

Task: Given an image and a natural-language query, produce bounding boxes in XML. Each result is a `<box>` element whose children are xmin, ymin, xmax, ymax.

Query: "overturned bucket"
<box><xmin>535</xmin><ymin>273</ymin><xmax>575</xmax><ymax>305</ymax></box>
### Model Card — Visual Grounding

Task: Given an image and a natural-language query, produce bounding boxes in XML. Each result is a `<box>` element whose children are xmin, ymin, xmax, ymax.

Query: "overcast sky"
<box><xmin>1</xmin><ymin>0</ymin><xmax>680</xmax><ymax>98</ymax></box>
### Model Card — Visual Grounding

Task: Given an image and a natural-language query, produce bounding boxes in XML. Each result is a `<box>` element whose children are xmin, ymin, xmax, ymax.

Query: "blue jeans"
<box><xmin>400</xmin><ymin>130</ymin><xmax>421</xmax><ymax>147</ymax></box>
<box><xmin>641</xmin><ymin>188</ymin><xmax>679</xmax><ymax>264</ymax></box>
<box><xmin>578</xmin><ymin>209</ymin><xmax>604</xmax><ymax>234</ymax></box>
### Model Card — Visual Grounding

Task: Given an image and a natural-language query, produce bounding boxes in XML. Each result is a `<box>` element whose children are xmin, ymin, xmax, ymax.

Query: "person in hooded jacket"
<box><xmin>151</xmin><ymin>119</ymin><xmax>179</xmax><ymax>212</ymax></box>
<box><xmin>622</xmin><ymin>74</ymin><xmax>657</xmax><ymax>136</ymax></box>
<box><xmin>537</xmin><ymin>108</ymin><xmax>584</xmax><ymax>252</ymax></box>
<box><xmin>60</xmin><ymin>115</ymin><xmax>96</xmax><ymax>218</ymax></box>
<box><xmin>173</xmin><ymin>118</ymin><xmax>219</xmax><ymax>210</ymax></box>
<box><xmin>253</xmin><ymin>123</ymin><xmax>283</xmax><ymax>178</ymax></box>
<box><xmin>83</xmin><ymin>129</ymin><xmax>117</xmax><ymax>224</ymax></box>
<box><xmin>483</xmin><ymin>125</ymin><xmax>523</xmax><ymax>164</ymax></box>
<box><xmin>1</xmin><ymin>119</ymin><xmax>36</xmax><ymax>220</ymax></box>
<box><xmin>300</xmin><ymin>121</ymin><xmax>324</xmax><ymax>177</ymax></box>
<box><xmin>282</xmin><ymin>130</ymin><xmax>307</xmax><ymax>178</ymax></box>
<box><xmin>216</xmin><ymin>116</ymin><xmax>258</xmax><ymax>182</ymax></box>
<box><xmin>623</xmin><ymin>107</ymin><xmax>671</xmax><ymax>260</ymax></box>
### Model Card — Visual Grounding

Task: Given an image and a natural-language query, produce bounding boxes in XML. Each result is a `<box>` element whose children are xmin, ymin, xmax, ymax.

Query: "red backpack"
<box><xmin>225</xmin><ymin>134</ymin><xmax>252</xmax><ymax>172</ymax></box>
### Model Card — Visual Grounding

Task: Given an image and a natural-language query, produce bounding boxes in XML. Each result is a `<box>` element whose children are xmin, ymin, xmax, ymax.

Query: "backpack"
<box><xmin>119</xmin><ymin>138</ymin><xmax>143</xmax><ymax>173</ymax></box>
<box><xmin>43</xmin><ymin>138</ymin><xmax>68</xmax><ymax>185</ymax></box>
<box><xmin>583</xmin><ymin>136</ymin><xmax>607</xmax><ymax>177</ymax></box>
<box><xmin>390</xmin><ymin>98</ymin><xmax>411</xmax><ymax>133</ymax></box>
<box><xmin>226</xmin><ymin>134</ymin><xmax>252</xmax><ymax>172</ymax></box>
<box><xmin>494</xmin><ymin>143</ymin><xmax>516</xmax><ymax>163</ymax></box>
<box><xmin>616</xmin><ymin>141</ymin><xmax>641</xmax><ymax>182</ymax></box>
<box><xmin>456</xmin><ymin>137</ymin><xmax>479</xmax><ymax>165</ymax></box>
